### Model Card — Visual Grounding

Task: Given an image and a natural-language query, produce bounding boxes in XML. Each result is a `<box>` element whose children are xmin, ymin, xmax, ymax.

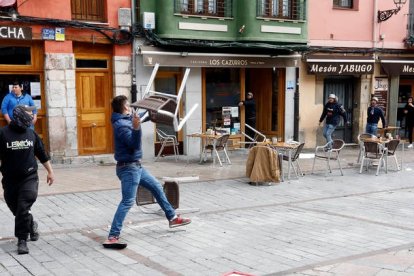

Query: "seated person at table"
<box><xmin>366</xmin><ymin>97</ymin><xmax>386</xmax><ymax>136</ymax></box>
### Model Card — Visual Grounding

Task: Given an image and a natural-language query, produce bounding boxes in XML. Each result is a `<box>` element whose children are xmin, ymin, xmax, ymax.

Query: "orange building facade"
<box><xmin>0</xmin><ymin>0</ymin><xmax>133</xmax><ymax>161</ymax></box>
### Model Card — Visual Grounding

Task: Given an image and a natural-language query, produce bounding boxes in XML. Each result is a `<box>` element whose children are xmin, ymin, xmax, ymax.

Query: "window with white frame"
<box><xmin>175</xmin><ymin>0</ymin><xmax>231</xmax><ymax>17</ymax></box>
<box><xmin>257</xmin><ymin>0</ymin><xmax>303</xmax><ymax>20</ymax></box>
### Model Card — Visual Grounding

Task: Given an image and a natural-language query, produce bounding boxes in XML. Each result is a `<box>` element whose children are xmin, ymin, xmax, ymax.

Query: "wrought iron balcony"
<box><xmin>406</xmin><ymin>13</ymin><xmax>414</xmax><ymax>47</ymax></box>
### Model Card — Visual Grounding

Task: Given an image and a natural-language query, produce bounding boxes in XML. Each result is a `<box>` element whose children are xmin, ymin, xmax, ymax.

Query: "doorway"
<box><xmin>75</xmin><ymin>44</ymin><xmax>113</xmax><ymax>155</ymax></box>
<box><xmin>323</xmin><ymin>77</ymin><xmax>354</xmax><ymax>143</ymax></box>
<box><xmin>154</xmin><ymin>70</ymin><xmax>184</xmax><ymax>156</ymax></box>
<box><xmin>246</xmin><ymin>68</ymin><xmax>285</xmax><ymax>140</ymax></box>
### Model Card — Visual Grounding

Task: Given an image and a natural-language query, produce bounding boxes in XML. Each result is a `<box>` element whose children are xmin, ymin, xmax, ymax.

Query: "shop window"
<box><xmin>175</xmin><ymin>0</ymin><xmax>232</xmax><ymax>17</ymax></box>
<box><xmin>0</xmin><ymin>75</ymin><xmax>42</xmax><ymax>111</ymax></box>
<box><xmin>0</xmin><ymin>46</ymin><xmax>31</xmax><ymax>65</ymax></box>
<box><xmin>205</xmin><ymin>68</ymin><xmax>240</xmax><ymax>133</ymax></box>
<box><xmin>257</xmin><ymin>0</ymin><xmax>305</xmax><ymax>20</ymax></box>
<box><xmin>76</xmin><ymin>59</ymin><xmax>107</xmax><ymax>68</ymax></box>
<box><xmin>71</xmin><ymin>0</ymin><xmax>106</xmax><ymax>22</ymax></box>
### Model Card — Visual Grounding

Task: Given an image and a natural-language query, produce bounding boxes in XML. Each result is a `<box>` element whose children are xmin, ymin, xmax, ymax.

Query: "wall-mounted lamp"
<box><xmin>8</xmin><ymin>9</ymin><xmax>19</xmax><ymax>22</ymax></box>
<box><xmin>378</xmin><ymin>0</ymin><xmax>407</xmax><ymax>22</ymax></box>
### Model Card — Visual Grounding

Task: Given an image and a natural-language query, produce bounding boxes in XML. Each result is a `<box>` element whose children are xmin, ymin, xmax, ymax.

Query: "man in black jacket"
<box><xmin>319</xmin><ymin>94</ymin><xmax>349</xmax><ymax>148</ymax></box>
<box><xmin>366</xmin><ymin>97</ymin><xmax>386</xmax><ymax>136</ymax></box>
<box><xmin>0</xmin><ymin>105</ymin><xmax>54</xmax><ymax>255</ymax></box>
<box><xmin>239</xmin><ymin>92</ymin><xmax>256</xmax><ymax>141</ymax></box>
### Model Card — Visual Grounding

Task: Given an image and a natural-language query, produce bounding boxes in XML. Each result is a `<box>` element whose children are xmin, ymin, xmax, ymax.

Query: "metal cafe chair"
<box><xmin>359</xmin><ymin>141</ymin><xmax>388</xmax><ymax>176</ymax></box>
<box><xmin>201</xmin><ymin>134</ymin><xmax>231</xmax><ymax>166</ymax></box>
<box><xmin>357</xmin><ymin>133</ymin><xmax>376</xmax><ymax>163</ymax></box>
<box><xmin>155</xmin><ymin>128</ymin><xmax>179</xmax><ymax>162</ymax></box>
<box><xmin>385</xmin><ymin>139</ymin><xmax>401</xmax><ymax>171</ymax></box>
<box><xmin>242</xmin><ymin>123</ymin><xmax>267</xmax><ymax>148</ymax></box>
<box><xmin>131</xmin><ymin>63</ymin><xmax>198</xmax><ymax>132</ymax></box>
<box><xmin>312</xmin><ymin>139</ymin><xmax>345</xmax><ymax>176</ymax></box>
<box><xmin>281</xmin><ymin>142</ymin><xmax>305</xmax><ymax>178</ymax></box>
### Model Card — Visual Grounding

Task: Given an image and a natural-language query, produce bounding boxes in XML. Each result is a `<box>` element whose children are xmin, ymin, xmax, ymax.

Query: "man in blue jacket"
<box><xmin>319</xmin><ymin>94</ymin><xmax>349</xmax><ymax>148</ymax></box>
<box><xmin>1</xmin><ymin>82</ymin><xmax>37</xmax><ymax>127</ymax></box>
<box><xmin>103</xmin><ymin>95</ymin><xmax>191</xmax><ymax>249</ymax></box>
<box><xmin>366</xmin><ymin>97</ymin><xmax>386</xmax><ymax>136</ymax></box>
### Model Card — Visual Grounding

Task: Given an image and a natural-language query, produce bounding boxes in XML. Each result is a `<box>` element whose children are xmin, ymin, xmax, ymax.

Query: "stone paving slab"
<box><xmin>0</xmin><ymin>152</ymin><xmax>414</xmax><ymax>275</ymax></box>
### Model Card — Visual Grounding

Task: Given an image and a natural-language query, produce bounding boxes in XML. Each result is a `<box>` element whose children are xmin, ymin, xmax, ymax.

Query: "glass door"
<box><xmin>154</xmin><ymin>71</ymin><xmax>183</xmax><ymax>155</ymax></box>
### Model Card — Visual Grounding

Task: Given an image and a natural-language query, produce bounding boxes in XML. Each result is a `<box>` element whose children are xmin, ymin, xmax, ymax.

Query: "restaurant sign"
<box><xmin>380</xmin><ymin>57</ymin><xmax>414</xmax><ymax>75</ymax></box>
<box><xmin>0</xmin><ymin>26</ymin><xmax>32</xmax><ymax>40</ymax></box>
<box><xmin>306</xmin><ymin>55</ymin><xmax>374</xmax><ymax>75</ymax></box>
<box><xmin>141</xmin><ymin>48</ymin><xmax>300</xmax><ymax>68</ymax></box>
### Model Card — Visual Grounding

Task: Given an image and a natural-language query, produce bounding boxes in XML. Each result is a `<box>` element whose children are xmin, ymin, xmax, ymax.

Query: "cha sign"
<box><xmin>0</xmin><ymin>26</ymin><xmax>32</xmax><ymax>40</ymax></box>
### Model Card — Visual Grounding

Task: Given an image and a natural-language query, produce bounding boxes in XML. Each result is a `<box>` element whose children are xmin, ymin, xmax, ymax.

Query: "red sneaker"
<box><xmin>169</xmin><ymin>215</ymin><xmax>191</xmax><ymax>228</ymax></box>
<box><xmin>102</xmin><ymin>236</ymin><xmax>127</xmax><ymax>249</ymax></box>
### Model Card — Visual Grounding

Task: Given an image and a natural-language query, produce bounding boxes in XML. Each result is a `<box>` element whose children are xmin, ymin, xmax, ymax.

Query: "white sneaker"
<box><xmin>408</xmin><ymin>143</ymin><xmax>413</xmax><ymax>148</ymax></box>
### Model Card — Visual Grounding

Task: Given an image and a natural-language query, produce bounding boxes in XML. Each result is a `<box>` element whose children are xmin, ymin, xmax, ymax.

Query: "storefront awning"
<box><xmin>139</xmin><ymin>46</ymin><xmax>301</xmax><ymax>68</ymax></box>
<box><xmin>306</xmin><ymin>55</ymin><xmax>375</xmax><ymax>75</ymax></box>
<box><xmin>379</xmin><ymin>57</ymin><xmax>414</xmax><ymax>75</ymax></box>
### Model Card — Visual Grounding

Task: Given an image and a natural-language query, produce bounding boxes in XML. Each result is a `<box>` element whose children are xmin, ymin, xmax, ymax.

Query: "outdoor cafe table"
<box><xmin>378</xmin><ymin>126</ymin><xmax>400</xmax><ymax>138</ymax></box>
<box><xmin>259</xmin><ymin>141</ymin><xmax>300</xmax><ymax>180</ymax></box>
<box><xmin>186</xmin><ymin>133</ymin><xmax>222</xmax><ymax>165</ymax></box>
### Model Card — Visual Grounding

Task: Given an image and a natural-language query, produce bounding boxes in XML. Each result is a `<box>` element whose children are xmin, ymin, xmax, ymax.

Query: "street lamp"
<box><xmin>378</xmin><ymin>0</ymin><xmax>407</xmax><ymax>22</ymax></box>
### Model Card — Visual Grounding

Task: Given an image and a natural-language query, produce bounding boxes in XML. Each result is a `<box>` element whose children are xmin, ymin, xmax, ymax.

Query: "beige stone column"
<box><xmin>45</xmin><ymin>53</ymin><xmax>77</xmax><ymax>160</ymax></box>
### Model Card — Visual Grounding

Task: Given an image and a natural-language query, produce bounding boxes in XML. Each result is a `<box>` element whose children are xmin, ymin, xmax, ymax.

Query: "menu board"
<box><xmin>373</xmin><ymin>78</ymin><xmax>388</xmax><ymax>116</ymax></box>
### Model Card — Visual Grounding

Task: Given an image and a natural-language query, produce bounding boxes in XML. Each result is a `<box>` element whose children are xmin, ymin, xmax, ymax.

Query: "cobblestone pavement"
<box><xmin>0</xmin><ymin>146</ymin><xmax>414</xmax><ymax>275</ymax></box>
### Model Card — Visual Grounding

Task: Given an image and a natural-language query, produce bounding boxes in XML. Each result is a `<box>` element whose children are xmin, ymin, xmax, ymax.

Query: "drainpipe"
<box><xmin>293</xmin><ymin>67</ymin><xmax>299</xmax><ymax>141</ymax></box>
<box><xmin>373</xmin><ymin>0</ymin><xmax>378</xmax><ymax>48</ymax></box>
<box><xmin>131</xmin><ymin>0</ymin><xmax>137</xmax><ymax>102</ymax></box>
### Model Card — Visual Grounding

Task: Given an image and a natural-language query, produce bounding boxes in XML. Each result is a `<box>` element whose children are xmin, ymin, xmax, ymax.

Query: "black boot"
<box><xmin>30</xmin><ymin>221</ymin><xmax>39</xmax><ymax>241</ymax></box>
<box><xmin>17</xmin><ymin>239</ymin><xmax>29</xmax><ymax>255</ymax></box>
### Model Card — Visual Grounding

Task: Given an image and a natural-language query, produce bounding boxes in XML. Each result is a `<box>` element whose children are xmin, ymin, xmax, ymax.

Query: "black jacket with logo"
<box><xmin>319</xmin><ymin>102</ymin><xmax>348</xmax><ymax>126</ymax></box>
<box><xmin>0</xmin><ymin>125</ymin><xmax>49</xmax><ymax>180</ymax></box>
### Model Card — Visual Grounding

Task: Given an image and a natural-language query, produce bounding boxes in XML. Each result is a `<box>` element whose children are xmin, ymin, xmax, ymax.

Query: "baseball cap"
<box><xmin>328</xmin><ymin>94</ymin><xmax>336</xmax><ymax>99</ymax></box>
<box><xmin>371</xmin><ymin>97</ymin><xmax>379</xmax><ymax>102</ymax></box>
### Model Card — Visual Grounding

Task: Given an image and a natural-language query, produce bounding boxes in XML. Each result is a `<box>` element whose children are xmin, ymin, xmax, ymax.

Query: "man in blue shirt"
<box><xmin>366</xmin><ymin>97</ymin><xmax>386</xmax><ymax>136</ymax></box>
<box><xmin>1</xmin><ymin>82</ymin><xmax>37</xmax><ymax>126</ymax></box>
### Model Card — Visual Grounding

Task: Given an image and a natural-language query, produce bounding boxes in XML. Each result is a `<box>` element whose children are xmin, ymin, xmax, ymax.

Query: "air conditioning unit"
<box><xmin>143</xmin><ymin>12</ymin><xmax>155</xmax><ymax>30</ymax></box>
<box><xmin>118</xmin><ymin>8</ymin><xmax>132</xmax><ymax>30</ymax></box>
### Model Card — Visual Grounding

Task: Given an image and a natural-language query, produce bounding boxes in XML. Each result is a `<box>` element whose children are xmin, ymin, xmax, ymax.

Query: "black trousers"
<box><xmin>2</xmin><ymin>173</ymin><xmax>39</xmax><ymax>240</ymax></box>
<box><xmin>246</xmin><ymin>117</ymin><xmax>257</xmax><ymax>142</ymax></box>
<box><xmin>407</xmin><ymin>123</ymin><xmax>413</xmax><ymax>144</ymax></box>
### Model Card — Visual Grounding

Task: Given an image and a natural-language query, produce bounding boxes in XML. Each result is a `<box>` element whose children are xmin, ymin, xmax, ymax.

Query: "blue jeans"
<box><xmin>323</xmin><ymin>124</ymin><xmax>336</xmax><ymax>146</ymax></box>
<box><xmin>366</xmin><ymin>123</ymin><xmax>378</xmax><ymax>136</ymax></box>
<box><xmin>108</xmin><ymin>164</ymin><xmax>176</xmax><ymax>238</ymax></box>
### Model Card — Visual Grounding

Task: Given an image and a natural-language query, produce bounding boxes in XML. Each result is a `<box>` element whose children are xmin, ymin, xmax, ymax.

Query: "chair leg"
<box><xmin>173</xmin><ymin>144</ymin><xmax>178</xmax><ymax>162</ymax></box>
<box><xmin>337</xmin><ymin>158</ymin><xmax>343</xmax><ymax>176</ymax></box>
<box><xmin>376</xmin><ymin>157</ymin><xmax>382</xmax><ymax>176</ymax></box>
<box><xmin>215</xmin><ymin>150</ymin><xmax>223</xmax><ymax>166</ymax></box>
<box><xmin>311</xmin><ymin>157</ymin><xmax>316</xmax><ymax>174</ymax></box>
<box><xmin>393</xmin><ymin>155</ymin><xmax>400</xmax><ymax>170</ymax></box>
<box><xmin>223</xmin><ymin>148</ymin><xmax>231</xmax><ymax>164</ymax></box>
<box><xmin>291</xmin><ymin>162</ymin><xmax>298</xmax><ymax>178</ymax></box>
<box><xmin>296</xmin><ymin>160</ymin><xmax>304</xmax><ymax>177</ymax></box>
<box><xmin>155</xmin><ymin>143</ymin><xmax>166</xmax><ymax>162</ymax></box>
<box><xmin>326</xmin><ymin>159</ymin><xmax>332</xmax><ymax>175</ymax></box>
<box><xmin>359</xmin><ymin>157</ymin><xmax>364</xmax><ymax>174</ymax></box>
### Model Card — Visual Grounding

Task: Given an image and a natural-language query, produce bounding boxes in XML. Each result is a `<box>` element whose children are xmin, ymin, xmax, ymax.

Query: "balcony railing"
<box><xmin>174</xmin><ymin>0</ymin><xmax>233</xmax><ymax>18</ymax></box>
<box><xmin>256</xmin><ymin>0</ymin><xmax>306</xmax><ymax>21</ymax></box>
